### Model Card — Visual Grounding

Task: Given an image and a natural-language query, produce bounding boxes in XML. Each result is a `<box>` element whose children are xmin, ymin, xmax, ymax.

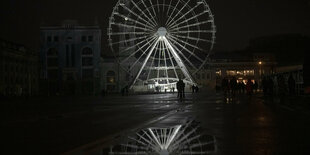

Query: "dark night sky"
<box><xmin>1</xmin><ymin>0</ymin><xmax>310</xmax><ymax>53</ymax></box>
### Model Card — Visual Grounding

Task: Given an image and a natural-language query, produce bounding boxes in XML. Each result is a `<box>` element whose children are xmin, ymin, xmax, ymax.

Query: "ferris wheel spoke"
<box><xmin>170</xmin><ymin>33</ymin><xmax>215</xmax><ymax>44</ymax></box>
<box><xmin>121</xmin><ymin>36</ymin><xmax>157</xmax><ymax>65</ymax></box>
<box><xmin>165</xmin><ymin>0</ymin><xmax>173</xmax><ymax>18</ymax></box>
<box><xmin>176</xmin><ymin>134</ymin><xmax>202</xmax><ymax>150</ymax></box>
<box><xmin>165</xmin><ymin>0</ymin><xmax>191</xmax><ymax>27</ymax></box>
<box><xmin>162</xmin><ymin>0</ymin><xmax>166</xmax><ymax>12</ymax></box>
<box><xmin>111</xmin><ymin>35</ymin><xmax>148</xmax><ymax>46</ymax></box>
<box><xmin>121</xmin><ymin>5</ymin><xmax>156</xmax><ymax>28</ymax></box>
<box><xmin>170</xmin><ymin>126</ymin><xmax>199</xmax><ymax>149</ymax></box>
<box><xmin>165</xmin><ymin>0</ymin><xmax>181</xmax><ymax>26</ymax></box>
<box><xmin>142</xmin><ymin>129</ymin><xmax>160</xmax><ymax>149</ymax></box>
<box><xmin>111</xmin><ymin>22</ymin><xmax>153</xmax><ymax>32</ymax></box>
<box><xmin>135</xmin><ymin>132</ymin><xmax>159</xmax><ymax>151</ymax></box>
<box><xmin>170</xmin><ymin>30</ymin><xmax>216</xmax><ymax>34</ymax></box>
<box><xmin>119</xmin><ymin>35</ymin><xmax>155</xmax><ymax>55</ymax></box>
<box><xmin>161</xmin><ymin>40</ymin><xmax>169</xmax><ymax>83</ymax></box>
<box><xmin>170</xmin><ymin>20</ymin><xmax>214</xmax><ymax>32</ymax></box>
<box><xmin>156</xmin><ymin>40</ymin><xmax>162</xmax><ymax>82</ymax></box>
<box><xmin>129</xmin><ymin>39</ymin><xmax>158</xmax><ymax>71</ymax></box>
<box><xmin>163</xmin><ymin>37</ymin><xmax>195</xmax><ymax>82</ymax></box>
<box><xmin>128</xmin><ymin>136</ymin><xmax>147</xmax><ymax>146</ymax></box>
<box><xmin>131</xmin><ymin>0</ymin><xmax>158</xmax><ymax>27</ymax></box>
<box><xmin>130</xmin><ymin>39</ymin><xmax>160</xmax><ymax>89</ymax></box>
<box><xmin>168</xmin><ymin>11</ymin><xmax>206</xmax><ymax>29</ymax></box>
<box><xmin>140</xmin><ymin>0</ymin><xmax>158</xmax><ymax>26</ymax></box>
<box><xmin>189</xmin><ymin>141</ymin><xmax>215</xmax><ymax>149</ymax></box>
<box><xmin>110</xmin><ymin>31</ymin><xmax>146</xmax><ymax>36</ymax></box>
<box><xmin>148</xmin><ymin>0</ymin><xmax>159</xmax><ymax>23</ymax></box>
<box><xmin>114</xmin><ymin>13</ymin><xmax>154</xmax><ymax>30</ymax></box>
<box><xmin>165</xmin><ymin>37</ymin><xmax>198</xmax><ymax>71</ymax></box>
<box><xmin>164</xmin><ymin>41</ymin><xmax>179</xmax><ymax>79</ymax></box>
<box><xmin>147</xmin><ymin>44</ymin><xmax>159</xmax><ymax>81</ymax></box>
<box><xmin>120</xmin><ymin>143</ymin><xmax>148</xmax><ymax>150</ymax></box>
<box><xmin>166</xmin><ymin>2</ymin><xmax>202</xmax><ymax>28</ymax></box>
<box><xmin>156</xmin><ymin>0</ymin><xmax>160</xmax><ymax>14</ymax></box>
<box><xmin>167</xmin><ymin>35</ymin><xmax>205</xmax><ymax>62</ymax></box>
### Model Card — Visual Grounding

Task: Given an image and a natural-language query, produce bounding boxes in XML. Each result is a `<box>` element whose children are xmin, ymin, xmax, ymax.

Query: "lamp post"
<box><xmin>258</xmin><ymin>61</ymin><xmax>262</xmax><ymax>76</ymax></box>
<box><xmin>258</xmin><ymin>61</ymin><xmax>262</xmax><ymax>91</ymax></box>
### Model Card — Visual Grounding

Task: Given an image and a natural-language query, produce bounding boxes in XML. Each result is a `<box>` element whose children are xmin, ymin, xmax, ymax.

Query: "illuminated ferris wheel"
<box><xmin>108</xmin><ymin>0</ymin><xmax>216</xmax><ymax>89</ymax></box>
<box><xmin>108</xmin><ymin>120</ymin><xmax>217</xmax><ymax>154</ymax></box>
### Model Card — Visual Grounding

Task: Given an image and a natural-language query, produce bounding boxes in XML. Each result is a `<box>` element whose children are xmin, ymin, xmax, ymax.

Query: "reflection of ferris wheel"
<box><xmin>109</xmin><ymin>120</ymin><xmax>217</xmax><ymax>154</ymax></box>
<box><xmin>108</xmin><ymin>0</ymin><xmax>216</xmax><ymax>88</ymax></box>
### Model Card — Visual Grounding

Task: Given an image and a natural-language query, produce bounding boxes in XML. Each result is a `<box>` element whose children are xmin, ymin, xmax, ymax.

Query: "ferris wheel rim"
<box><xmin>108</xmin><ymin>0</ymin><xmax>216</xmax><ymax>86</ymax></box>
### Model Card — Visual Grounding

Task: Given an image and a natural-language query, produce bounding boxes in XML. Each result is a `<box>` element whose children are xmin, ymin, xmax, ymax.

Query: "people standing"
<box><xmin>181</xmin><ymin>80</ymin><xmax>185</xmax><ymax>98</ymax></box>
<box><xmin>246</xmin><ymin>79</ymin><xmax>253</xmax><ymax>95</ymax></box>
<box><xmin>288</xmin><ymin>74</ymin><xmax>296</xmax><ymax>95</ymax></box>
<box><xmin>222</xmin><ymin>77</ymin><xmax>229</xmax><ymax>96</ymax></box>
<box><xmin>192</xmin><ymin>85</ymin><xmax>195</xmax><ymax>93</ymax></box>
<box><xmin>195</xmin><ymin>85</ymin><xmax>199</xmax><ymax>93</ymax></box>
<box><xmin>177</xmin><ymin>79</ymin><xmax>182</xmax><ymax>99</ymax></box>
<box><xmin>230</xmin><ymin>77</ymin><xmax>237</xmax><ymax>97</ymax></box>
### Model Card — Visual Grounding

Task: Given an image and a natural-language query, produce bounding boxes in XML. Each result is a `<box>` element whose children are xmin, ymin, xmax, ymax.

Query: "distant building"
<box><xmin>40</xmin><ymin>20</ymin><xmax>102</xmax><ymax>95</ymax></box>
<box><xmin>203</xmin><ymin>52</ymin><xmax>277</xmax><ymax>90</ymax></box>
<box><xmin>0</xmin><ymin>39</ymin><xmax>39</xmax><ymax>97</ymax></box>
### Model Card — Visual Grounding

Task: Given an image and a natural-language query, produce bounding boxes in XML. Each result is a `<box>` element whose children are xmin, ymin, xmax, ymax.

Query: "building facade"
<box><xmin>40</xmin><ymin>20</ymin><xmax>102</xmax><ymax>95</ymax></box>
<box><xmin>207</xmin><ymin>52</ymin><xmax>277</xmax><ymax>90</ymax></box>
<box><xmin>0</xmin><ymin>39</ymin><xmax>39</xmax><ymax>97</ymax></box>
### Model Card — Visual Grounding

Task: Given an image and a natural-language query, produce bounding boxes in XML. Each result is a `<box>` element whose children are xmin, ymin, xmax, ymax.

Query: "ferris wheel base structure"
<box><xmin>108</xmin><ymin>0</ymin><xmax>216</xmax><ymax>92</ymax></box>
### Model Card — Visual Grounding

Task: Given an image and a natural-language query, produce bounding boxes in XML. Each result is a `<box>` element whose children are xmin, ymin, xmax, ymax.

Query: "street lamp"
<box><xmin>258</xmin><ymin>61</ymin><xmax>263</xmax><ymax>76</ymax></box>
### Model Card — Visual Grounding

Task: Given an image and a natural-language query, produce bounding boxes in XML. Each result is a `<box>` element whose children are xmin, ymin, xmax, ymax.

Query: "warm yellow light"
<box><xmin>258</xmin><ymin>61</ymin><xmax>262</xmax><ymax>65</ymax></box>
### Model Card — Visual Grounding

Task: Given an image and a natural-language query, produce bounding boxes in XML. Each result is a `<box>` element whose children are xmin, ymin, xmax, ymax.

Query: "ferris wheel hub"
<box><xmin>157</xmin><ymin>27</ymin><xmax>167</xmax><ymax>37</ymax></box>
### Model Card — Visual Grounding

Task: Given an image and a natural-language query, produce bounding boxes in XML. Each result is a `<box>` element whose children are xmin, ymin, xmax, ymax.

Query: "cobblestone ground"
<box><xmin>1</xmin><ymin>92</ymin><xmax>310</xmax><ymax>155</ymax></box>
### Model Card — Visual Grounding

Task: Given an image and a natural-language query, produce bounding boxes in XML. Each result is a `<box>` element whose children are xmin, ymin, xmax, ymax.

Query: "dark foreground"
<box><xmin>1</xmin><ymin>92</ymin><xmax>310</xmax><ymax>155</ymax></box>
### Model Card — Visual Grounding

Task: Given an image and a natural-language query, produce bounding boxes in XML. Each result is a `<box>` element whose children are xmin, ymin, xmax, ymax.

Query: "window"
<box><xmin>66</xmin><ymin>45</ymin><xmax>69</xmax><ymax>67</ymax></box>
<box><xmin>47</xmin><ymin>58</ymin><xmax>58</xmax><ymax>67</ymax></box>
<box><xmin>48</xmin><ymin>69</ymin><xmax>58</xmax><ymax>79</ymax></box>
<box><xmin>54</xmin><ymin>36</ymin><xmax>59</xmax><ymax>42</ymax></box>
<box><xmin>196</xmin><ymin>73</ymin><xmax>200</xmax><ymax>79</ymax></box>
<box><xmin>71</xmin><ymin>45</ymin><xmax>75</xmax><ymax>67</ymax></box>
<box><xmin>207</xmin><ymin>73</ymin><xmax>211</xmax><ymax>79</ymax></box>
<box><xmin>47</xmin><ymin>36</ymin><xmax>52</xmax><ymax>42</ymax></box>
<box><xmin>47</xmin><ymin>48</ymin><xmax>58</xmax><ymax>56</ymax></box>
<box><xmin>82</xmin><ymin>47</ymin><xmax>93</xmax><ymax>55</ymax></box>
<box><xmin>67</xmin><ymin>37</ymin><xmax>73</xmax><ymax>41</ymax></box>
<box><xmin>82</xmin><ymin>69</ymin><xmax>93</xmax><ymax>79</ymax></box>
<box><xmin>82</xmin><ymin>36</ymin><xmax>87</xmax><ymax>42</ymax></box>
<box><xmin>82</xmin><ymin>57</ymin><xmax>93</xmax><ymax>66</ymax></box>
<box><xmin>88</xmin><ymin>36</ymin><xmax>93</xmax><ymax>42</ymax></box>
<box><xmin>202</xmin><ymin>73</ymin><xmax>205</xmax><ymax>79</ymax></box>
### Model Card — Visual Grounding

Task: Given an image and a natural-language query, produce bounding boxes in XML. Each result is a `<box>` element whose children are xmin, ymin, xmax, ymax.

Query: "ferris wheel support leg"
<box><xmin>130</xmin><ymin>39</ymin><xmax>159</xmax><ymax>89</ymax></box>
<box><xmin>163</xmin><ymin>37</ymin><xmax>195</xmax><ymax>85</ymax></box>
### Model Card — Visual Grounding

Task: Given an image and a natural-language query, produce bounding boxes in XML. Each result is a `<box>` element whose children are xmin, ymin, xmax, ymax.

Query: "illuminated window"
<box><xmin>226</xmin><ymin>70</ymin><xmax>236</xmax><ymax>76</ymax></box>
<box><xmin>107</xmin><ymin>71</ymin><xmax>116</xmax><ymax>84</ymax></box>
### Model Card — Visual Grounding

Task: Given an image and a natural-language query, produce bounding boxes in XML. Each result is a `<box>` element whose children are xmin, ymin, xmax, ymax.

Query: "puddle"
<box><xmin>102</xmin><ymin>120</ymin><xmax>217</xmax><ymax>154</ymax></box>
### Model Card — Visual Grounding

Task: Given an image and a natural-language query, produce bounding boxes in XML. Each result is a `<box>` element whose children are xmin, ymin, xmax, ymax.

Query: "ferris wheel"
<box><xmin>108</xmin><ymin>120</ymin><xmax>217</xmax><ymax>154</ymax></box>
<box><xmin>108</xmin><ymin>0</ymin><xmax>216</xmax><ymax>88</ymax></box>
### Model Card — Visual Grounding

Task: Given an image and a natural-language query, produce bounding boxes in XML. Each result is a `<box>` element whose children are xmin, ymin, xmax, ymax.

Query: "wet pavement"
<box><xmin>1</xmin><ymin>92</ymin><xmax>310</xmax><ymax>154</ymax></box>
